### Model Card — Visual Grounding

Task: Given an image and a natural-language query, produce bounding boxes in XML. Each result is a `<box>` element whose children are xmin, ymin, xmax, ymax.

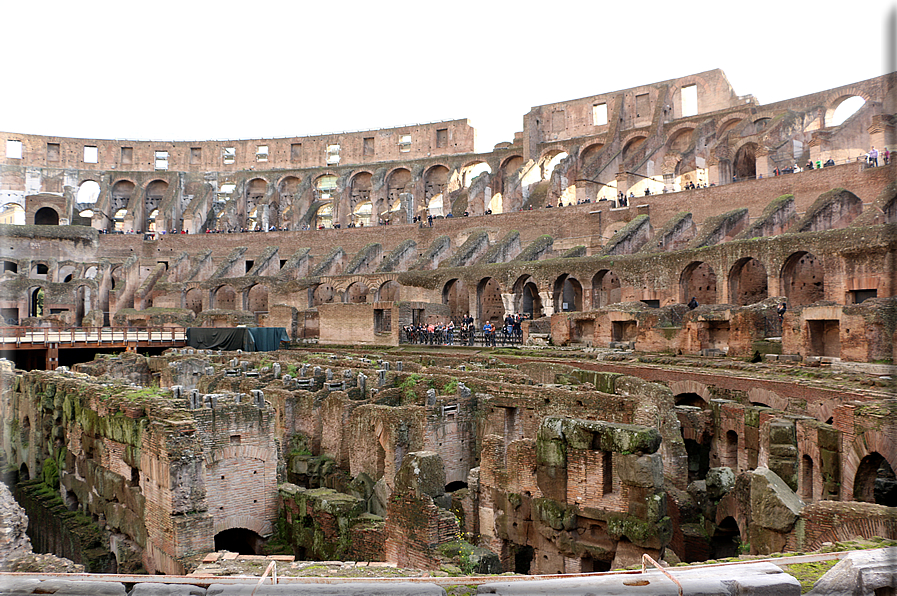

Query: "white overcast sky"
<box><xmin>2</xmin><ymin>1</ymin><xmax>894</xmax><ymax>153</ymax></box>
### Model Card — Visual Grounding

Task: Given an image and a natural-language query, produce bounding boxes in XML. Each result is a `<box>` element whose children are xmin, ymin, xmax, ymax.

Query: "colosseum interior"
<box><xmin>0</xmin><ymin>68</ymin><xmax>895</xmax><ymax>595</ymax></box>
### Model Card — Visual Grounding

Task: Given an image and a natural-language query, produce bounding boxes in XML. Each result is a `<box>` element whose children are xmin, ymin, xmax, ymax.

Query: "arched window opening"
<box><xmin>445</xmin><ymin>481</ymin><xmax>468</xmax><ymax>493</ymax></box>
<box><xmin>2</xmin><ymin>261</ymin><xmax>17</xmax><ymax>273</ymax></box>
<box><xmin>591</xmin><ymin>270</ymin><xmax>621</xmax><ymax>308</ymax></box>
<box><xmin>513</xmin><ymin>276</ymin><xmax>543</xmax><ymax>319</ymax></box>
<box><xmin>345</xmin><ymin>282</ymin><xmax>369</xmax><ymax>304</ymax></box>
<box><xmin>680</xmin><ymin>261</ymin><xmax>717</xmax><ymax>306</ymax></box>
<box><xmin>854</xmin><ymin>452</ymin><xmax>897</xmax><ymax>506</ymax></box>
<box><xmin>443</xmin><ymin>279</ymin><xmax>468</xmax><ymax>323</ymax></box>
<box><xmin>378</xmin><ymin>281</ymin><xmax>400</xmax><ymax>303</ymax></box>
<box><xmin>185</xmin><ymin>288</ymin><xmax>202</xmax><ymax>315</ymax></box>
<box><xmin>477</xmin><ymin>277</ymin><xmax>504</xmax><ymax>326</ymax></box>
<box><xmin>315</xmin><ymin>175</ymin><xmax>338</xmax><ymax>201</ymax></box>
<box><xmin>782</xmin><ymin>251</ymin><xmax>824</xmax><ymax>306</ymax></box>
<box><xmin>1</xmin><ymin>203</ymin><xmax>25</xmax><ymax>225</ymax></box>
<box><xmin>542</xmin><ymin>152</ymin><xmax>568</xmax><ymax>180</ymax></box>
<box><xmin>30</xmin><ymin>288</ymin><xmax>44</xmax><ymax>318</ymax></box>
<box><xmin>829</xmin><ymin>96</ymin><xmax>866</xmax><ymax>127</ymax></box>
<box><xmin>247</xmin><ymin>284</ymin><xmax>268</xmax><ymax>313</ymax></box>
<box><xmin>34</xmin><ymin>207</ymin><xmax>59</xmax><ymax>226</ymax></box>
<box><xmin>214</xmin><ymin>528</ymin><xmax>265</xmax><ymax>555</ymax></box>
<box><xmin>215</xmin><ymin>286</ymin><xmax>237</xmax><ymax>310</ymax></box>
<box><xmin>113</xmin><ymin>209</ymin><xmax>127</xmax><ymax>231</ymax></box>
<box><xmin>315</xmin><ymin>203</ymin><xmax>333</xmax><ymax>229</ymax></box>
<box><xmin>710</xmin><ymin>517</ymin><xmax>741</xmax><ymax>559</ymax></box>
<box><xmin>733</xmin><ymin>143</ymin><xmax>757</xmax><ymax>181</ymax></box>
<box><xmin>77</xmin><ymin>181</ymin><xmax>100</xmax><ymax>204</ymax></box>
<box><xmin>312</xmin><ymin>284</ymin><xmax>336</xmax><ymax>306</ymax></box>
<box><xmin>353</xmin><ymin>201</ymin><xmax>372</xmax><ymax>227</ymax></box>
<box><xmin>461</xmin><ymin>162</ymin><xmax>492</xmax><ymax>188</ymax></box>
<box><xmin>675</xmin><ymin>393</ymin><xmax>707</xmax><ymax>408</ymax></box>
<box><xmin>146</xmin><ymin>209</ymin><xmax>159</xmax><ymax>232</ymax></box>
<box><xmin>728</xmin><ymin>257</ymin><xmax>768</xmax><ymax>306</ymax></box>
<box><xmin>553</xmin><ymin>275</ymin><xmax>582</xmax><ymax>312</ymax></box>
<box><xmin>514</xmin><ymin>545</ymin><xmax>535</xmax><ymax>575</ymax></box>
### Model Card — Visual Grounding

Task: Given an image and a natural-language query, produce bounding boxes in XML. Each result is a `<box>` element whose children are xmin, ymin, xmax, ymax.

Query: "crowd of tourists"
<box><xmin>402</xmin><ymin>313</ymin><xmax>529</xmax><ymax>346</ymax></box>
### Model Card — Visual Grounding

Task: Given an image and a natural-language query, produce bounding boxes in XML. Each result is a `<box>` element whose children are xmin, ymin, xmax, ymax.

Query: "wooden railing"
<box><xmin>0</xmin><ymin>326</ymin><xmax>187</xmax><ymax>346</ymax></box>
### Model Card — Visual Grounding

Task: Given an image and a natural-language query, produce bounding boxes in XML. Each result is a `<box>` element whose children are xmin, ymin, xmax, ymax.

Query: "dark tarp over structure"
<box><xmin>186</xmin><ymin>327</ymin><xmax>288</xmax><ymax>352</ymax></box>
<box><xmin>247</xmin><ymin>327</ymin><xmax>290</xmax><ymax>352</ymax></box>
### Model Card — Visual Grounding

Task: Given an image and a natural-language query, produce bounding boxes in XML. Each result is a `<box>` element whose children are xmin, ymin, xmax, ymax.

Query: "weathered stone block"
<box><xmin>750</xmin><ymin>467</ymin><xmax>803</xmax><ymax>532</ymax></box>
<box><xmin>617</xmin><ymin>453</ymin><xmax>663</xmax><ymax>488</ymax></box>
<box><xmin>706</xmin><ymin>467</ymin><xmax>735</xmax><ymax>501</ymax></box>
<box><xmin>393</xmin><ymin>451</ymin><xmax>445</xmax><ymax>499</ymax></box>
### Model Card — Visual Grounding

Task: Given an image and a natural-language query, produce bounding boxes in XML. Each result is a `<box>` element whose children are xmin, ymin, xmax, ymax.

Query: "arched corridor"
<box><xmin>214</xmin><ymin>528</ymin><xmax>265</xmax><ymax>555</ymax></box>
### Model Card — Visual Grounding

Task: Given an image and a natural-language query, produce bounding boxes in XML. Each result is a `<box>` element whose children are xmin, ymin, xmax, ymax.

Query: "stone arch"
<box><xmin>477</xmin><ymin>277</ymin><xmax>504</xmax><ymax>325</ymax></box>
<box><xmin>669</xmin><ymin>380</ymin><xmax>712</xmax><ymax>403</ymax></box>
<box><xmin>76</xmin><ymin>180</ymin><xmax>100</xmax><ymax>204</ymax></box>
<box><xmin>579</xmin><ymin>143</ymin><xmax>605</xmax><ymax>164</ymax></box>
<box><xmin>710</xmin><ymin>516</ymin><xmax>742</xmax><ymax>559</ymax></box>
<box><xmin>277</xmin><ymin>175</ymin><xmax>301</xmax><ymax>227</ymax></box>
<box><xmin>781</xmin><ymin>251</ymin><xmax>824</xmax><ymax>306</ymax></box>
<box><xmin>552</xmin><ymin>274</ymin><xmax>583</xmax><ymax>312</ymax></box>
<box><xmin>352</xmin><ymin>200</ymin><xmax>373</xmax><ymax>227</ymax></box>
<box><xmin>680</xmin><ymin>261</ymin><xmax>717</xmax><ymax>305</ymax></box>
<box><xmin>621</xmin><ymin>135</ymin><xmax>647</xmax><ymax>161</ymax></box>
<box><xmin>717</xmin><ymin>116</ymin><xmax>745</xmax><ymax>137</ymax></box>
<box><xmin>345</xmin><ymin>281</ymin><xmax>369</xmax><ymax>304</ymax></box>
<box><xmin>29</xmin><ymin>287</ymin><xmax>43</xmax><ymax>317</ymax></box>
<box><xmin>58</xmin><ymin>265</ymin><xmax>77</xmax><ymax>283</ymax></box>
<box><xmin>424</xmin><ymin>165</ymin><xmax>450</xmax><ymax>217</ymax></box>
<box><xmin>537</xmin><ymin>150</ymin><xmax>567</xmax><ymax>181</ymax></box>
<box><xmin>500</xmin><ymin>155</ymin><xmax>524</xmax><ymax>173</ymax></box>
<box><xmin>214</xmin><ymin>527</ymin><xmax>265</xmax><ymax>555</ymax></box>
<box><xmin>591</xmin><ymin>269</ymin><xmax>621</xmax><ymax>308</ymax></box>
<box><xmin>214</xmin><ymin>285</ymin><xmax>237</xmax><ymax>310</ymax></box>
<box><xmin>443</xmin><ymin>278</ymin><xmax>468</xmax><ymax>322</ymax></box>
<box><xmin>312</xmin><ymin>202</ymin><xmax>333</xmax><ymax>229</ymax></box>
<box><xmin>377</xmin><ymin>280</ymin><xmax>400</xmax><ymax>302</ymax></box>
<box><xmin>247</xmin><ymin>284</ymin><xmax>268</xmax><ymax>313</ymax></box>
<box><xmin>825</xmin><ymin>92</ymin><xmax>871</xmax><ymax>127</ymax></box>
<box><xmin>843</xmin><ymin>430</ymin><xmax>897</xmax><ymax>502</ymax></box>
<box><xmin>728</xmin><ymin>257</ymin><xmax>768</xmax><ymax>306</ymax></box>
<box><xmin>243</xmin><ymin>178</ymin><xmax>267</xmax><ymax>230</ymax></box>
<box><xmin>460</xmin><ymin>160</ymin><xmax>492</xmax><ymax>188</ymax></box>
<box><xmin>733</xmin><ymin>142</ymin><xmax>757</xmax><ymax>180</ymax></box>
<box><xmin>311</xmin><ymin>283</ymin><xmax>337</xmax><ymax>306</ymax></box>
<box><xmin>34</xmin><ymin>206</ymin><xmax>59</xmax><ymax>226</ymax></box>
<box><xmin>512</xmin><ymin>275</ymin><xmax>543</xmax><ymax>319</ymax></box>
<box><xmin>349</xmin><ymin>171</ymin><xmax>373</xmax><ymax>224</ymax></box>
<box><xmin>747</xmin><ymin>388</ymin><xmax>788</xmax><ymax>411</ymax></box>
<box><xmin>384</xmin><ymin>168</ymin><xmax>412</xmax><ymax>217</ymax></box>
<box><xmin>110</xmin><ymin>180</ymin><xmax>136</xmax><ymax>221</ymax></box>
<box><xmin>667</xmin><ymin>127</ymin><xmax>695</xmax><ymax>153</ymax></box>
<box><xmin>31</xmin><ymin>262</ymin><xmax>49</xmax><ymax>278</ymax></box>
<box><xmin>853</xmin><ymin>452</ymin><xmax>897</xmax><ymax>506</ymax></box>
<box><xmin>185</xmin><ymin>288</ymin><xmax>202</xmax><ymax>314</ymax></box>
<box><xmin>143</xmin><ymin>180</ymin><xmax>169</xmax><ymax>229</ymax></box>
<box><xmin>675</xmin><ymin>393</ymin><xmax>708</xmax><ymax>408</ymax></box>
<box><xmin>1</xmin><ymin>260</ymin><xmax>17</xmax><ymax>274</ymax></box>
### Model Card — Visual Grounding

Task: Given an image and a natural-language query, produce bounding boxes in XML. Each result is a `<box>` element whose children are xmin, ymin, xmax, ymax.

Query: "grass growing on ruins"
<box><xmin>785</xmin><ymin>559</ymin><xmax>839</xmax><ymax>593</ymax></box>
